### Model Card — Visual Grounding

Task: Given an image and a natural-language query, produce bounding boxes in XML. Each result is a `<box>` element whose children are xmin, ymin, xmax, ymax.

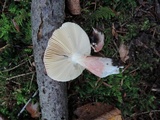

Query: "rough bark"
<box><xmin>31</xmin><ymin>0</ymin><xmax>68</xmax><ymax>120</ymax></box>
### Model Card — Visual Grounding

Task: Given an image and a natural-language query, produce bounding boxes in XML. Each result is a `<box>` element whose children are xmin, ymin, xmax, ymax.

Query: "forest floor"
<box><xmin>0</xmin><ymin>0</ymin><xmax>160</xmax><ymax>120</ymax></box>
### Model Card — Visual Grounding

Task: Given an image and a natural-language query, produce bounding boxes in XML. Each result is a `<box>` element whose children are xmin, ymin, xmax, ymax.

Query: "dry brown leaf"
<box><xmin>112</xmin><ymin>23</ymin><xmax>118</xmax><ymax>40</ymax></box>
<box><xmin>90</xmin><ymin>28</ymin><xmax>105</xmax><ymax>52</ymax></box>
<box><xmin>119</xmin><ymin>43</ymin><xmax>129</xmax><ymax>63</ymax></box>
<box><xmin>12</xmin><ymin>19</ymin><xmax>20</xmax><ymax>32</ymax></box>
<box><xmin>95</xmin><ymin>108</ymin><xmax>122</xmax><ymax>120</ymax></box>
<box><xmin>26</xmin><ymin>102</ymin><xmax>40</xmax><ymax>118</ymax></box>
<box><xmin>74</xmin><ymin>102</ymin><xmax>122</xmax><ymax>120</ymax></box>
<box><xmin>67</xmin><ymin>0</ymin><xmax>81</xmax><ymax>15</ymax></box>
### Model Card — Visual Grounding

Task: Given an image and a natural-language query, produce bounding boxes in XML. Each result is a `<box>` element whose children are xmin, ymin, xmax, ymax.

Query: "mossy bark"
<box><xmin>31</xmin><ymin>0</ymin><xmax>68</xmax><ymax>120</ymax></box>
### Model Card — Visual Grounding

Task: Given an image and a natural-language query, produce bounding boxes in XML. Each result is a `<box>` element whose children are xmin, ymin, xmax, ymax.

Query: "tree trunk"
<box><xmin>31</xmin><ymin>0</ymin><xmax>68</xmax><ymax>120</ymax></box>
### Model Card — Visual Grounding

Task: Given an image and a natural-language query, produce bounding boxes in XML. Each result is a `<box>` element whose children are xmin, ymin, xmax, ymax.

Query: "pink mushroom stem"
<box><xmin>72</xmin><ymin>54</ymin><xmax>123</xmax><ymax>78</ymax></box>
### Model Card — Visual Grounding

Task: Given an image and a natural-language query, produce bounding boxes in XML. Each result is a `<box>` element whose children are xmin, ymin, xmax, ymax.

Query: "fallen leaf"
<box><xmin>12</xmin><ymin>19</ymin><xmax>20</xmax><ymax>32</ymax></box>
<box><xmin>119</xmin><ymin>43</ymin><xmax>129</xmax><ymax>63</ymax></box>
<box><xmin>95</xmin><ymin>108</ymin><xmax>122</xmax><ymax>120</ymax></box>
<box><xmin>90</xmin><ymin>28</ymin><xmax>105</xmax><ymax>52</ymax></box>
<box><xmin>67</xmin><ymin>0</ymin><xmax>81</xmax><ymax>15</ymax></box>
<box><xmin>74</xmin><ymin>102</ymin><xmax>122</xmax><ymax>120</ymax></box>
<box><xmin>112</xmin><ymin>23</ymin><xmax>118</xmax><ymax>40</ymax></box>
<box><xmin>26</xmin><ymin>102</ymin><xmax>40</xmax><ymax>118</ymax></box>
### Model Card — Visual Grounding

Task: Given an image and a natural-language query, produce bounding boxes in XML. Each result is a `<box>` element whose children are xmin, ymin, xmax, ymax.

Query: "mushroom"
<box><xmin>44</xmin><ymin>22</ymin><xmax>122</xmax><ymax>82</ymax></box>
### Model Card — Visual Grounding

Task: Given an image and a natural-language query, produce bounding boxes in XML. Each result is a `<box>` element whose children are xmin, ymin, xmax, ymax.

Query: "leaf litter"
<box><xmin>119</xmin><ymin>43</ymin><xmax>129</xmax><ymax>63</ymax></box>
<box><xmin>73</xmin><ymin>102</ymin><xmax>122</xmax><ymax>120</ymax></box>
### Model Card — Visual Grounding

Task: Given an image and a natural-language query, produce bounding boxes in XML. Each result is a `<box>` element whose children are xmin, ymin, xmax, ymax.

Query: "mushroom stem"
<box><xmin>76</xmin><ymin>56</ymin><xmax>123</xmax><ymax>78</ymax></box>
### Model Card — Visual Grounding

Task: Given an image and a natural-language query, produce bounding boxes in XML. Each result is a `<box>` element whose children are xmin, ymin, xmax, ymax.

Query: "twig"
<box><xmin>95</xmin><ymin>78</ymin><xmax>112</xmax><ymax>88</ymax></box>
<box><xmin>102</xmin><ymin>82</ymin><xmax>112</xmax><ymax>88</ymax></box>
<box><xmin>27</xmin><ymin>46</ymin><xmax>33</xmax><ymax>49</ymax></box>
<box><xmin>129</xmin><ymin>67</ymin><xmax>139</xmax><ymax>74</ymax></box>
<box><xmin>0</xmin><ymin>44</ymin><xmax>10</xmax><ymax>53</ymax></box>
<box><xmin>91</xmin><ymin>1</ymin><xmax>97</xmax><ymax>10</ymax></box>
<box><xmin>95</xmin><ymin>78</ymin><xmax>101</xmax><ymax>85</ymax></box>
<box><xmin>125</xmin><ymin>110</ymin><xmax>160</xmax><ymax>120</ymax></box>
<box><xmin>17</xmin><ymin>89</ymin><xmax>39</xmax><ymax>117</ymax></box>
<box><xmin>19</xmin><ymin>55</ymin><xmax>33</xmax><ymax>63</ymax></box>
<box><xmin>29</xmin><ymin>72</ymin><xmax>35</xmax><ymax>90</ymax></box>
<box><xmin>113</xmin><ymin>40</ymin><xmax>119</xmax><ymax>52</ymax></box>
<box><xmin>24</xmin><ymin>54</ymin><xmax>33</xmax><ymax>66</ymax></box>
<box><xmin>120</xmin><ymin>78</ymin><xmax>124</xmax><ymax>86</ymax></box>
<box><xmin>95</xmin><ymin>78</ymin><xmax>102</xmax><ymax>89</ymax></box>
<box><xmin>11</xmin><ymin>81</ymin><xmax>21</xmax><ymax>85</ymax></box>
<box><xmin>152</xmin><ymin>27</ymin><xmax>156</xmax><ymax>38</ymax></box>
<box><xmin>0</xmin><ymin>75</ymin><xmax>7</xmax><ymax>79</ymax></box>
<box><xmin>153</xmin><ymin>48</ymin><xmax>160</xmax><ymax>57</ymax></box>
<box><xmin>6</xmin><ymin>72</ymin><xmax>34</xmax><ymax>80</ymax></box>
<box><xmin>116</xmin><ymin>30</ymin><xmax>127</xmax><ymax>34</ymax></box>
<box><xmin>2</xmin><ymin>0</ymin><xmax>7</xmax><ymax>12</ymax></box>
<box><xmin>122</xmin><ymin>64</ymin><xmax>132</xmax><ymax>73</ymax></box>
<box><xmin>1</xmin><ymin>61</ymin><xmax>27</xmax><ymax>72</ymax></box>
<box><xmin>151</xmin><ymin>88</ymin><xmax>160</xmax><ymax>92</ymax></box>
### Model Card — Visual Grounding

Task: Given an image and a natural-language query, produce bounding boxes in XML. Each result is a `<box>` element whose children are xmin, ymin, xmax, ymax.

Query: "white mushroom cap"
<box><xmin>44</xmin><ymin>22</ymin><xmax>91</xmax><ymax>82</ymax></box>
